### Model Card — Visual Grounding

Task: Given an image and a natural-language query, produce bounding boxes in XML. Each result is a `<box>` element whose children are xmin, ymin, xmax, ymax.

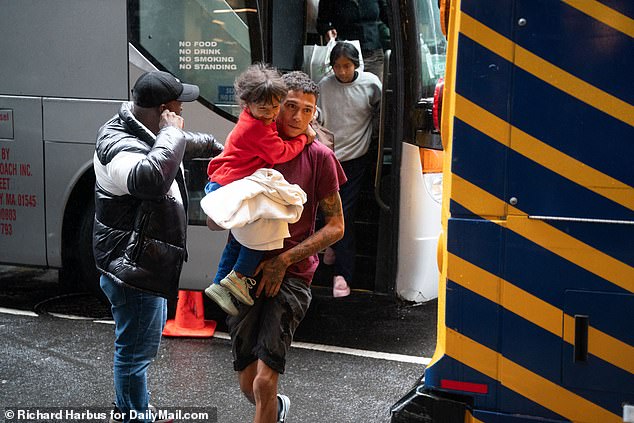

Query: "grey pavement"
<box><xmin>0</xmin><ymin>266</ymin><xmax>437</xmax><ymax>422</ymax></box>
<box><xmin>1</xmin><ymin>313</ymin><xmax>424</xmax><ymax>422</ymax></box>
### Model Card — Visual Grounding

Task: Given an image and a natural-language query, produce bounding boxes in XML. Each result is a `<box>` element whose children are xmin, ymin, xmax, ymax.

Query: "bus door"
<box><xmin>351</xmin><ymin>0</ymin><xmax>446</xmax><ymax>301</ymax></box>
<box><xmin>392</xmin><ymin>0</ymin><xmax>446</xmax><ymax>302</ymax></box>
<box><xmin>262</xmin><ymin>0</ymin><xmax>447</xmax><ymax>301</ymax></box>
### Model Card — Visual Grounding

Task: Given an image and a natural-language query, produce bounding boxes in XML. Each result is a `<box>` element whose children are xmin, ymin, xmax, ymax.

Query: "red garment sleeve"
<box><xmin>248</xmin><ymin>123</ymin><xmax>307</xmax><ymax>165</ymax></box>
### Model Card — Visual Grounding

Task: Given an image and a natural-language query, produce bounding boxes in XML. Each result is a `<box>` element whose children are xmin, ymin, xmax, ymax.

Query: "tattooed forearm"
<box><xmin>278</xmin><ymin>192</ymin><xmax>344</xmax><ymax>267</ymax></box>
<box><xmin>267</xmin><ymin>257</ymin><xmax>287</xmax><ymax>279</ymax></box>
<box><xmin>284</xmin><ymin>230</ymin><xmax>331</xmax><ymax>264</ymax></box>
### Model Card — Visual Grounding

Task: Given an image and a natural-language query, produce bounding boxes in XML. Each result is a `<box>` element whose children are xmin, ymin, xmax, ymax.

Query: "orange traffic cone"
<box><xmin>162</xmin><ymin>290</ymin><xmax>216</xmax><ymax>337</ymax></box>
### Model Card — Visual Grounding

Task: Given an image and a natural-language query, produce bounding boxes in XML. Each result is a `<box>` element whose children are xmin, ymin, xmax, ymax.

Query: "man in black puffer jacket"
<box><xmin>93</xmin><ymin>71</ymin><xmax>223</xmax><ymax>423</ymax></box>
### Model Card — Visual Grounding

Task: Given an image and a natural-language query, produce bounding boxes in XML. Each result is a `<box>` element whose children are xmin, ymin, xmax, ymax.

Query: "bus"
<box><xmin>391</xmin><ymin>0</ymin><xmax>634</xmax><ymax>422</ymax></box>
<box><xmin>0</xmin><ymin>0</ymin><xmax>446</xmax><ymax>303</ymax></box>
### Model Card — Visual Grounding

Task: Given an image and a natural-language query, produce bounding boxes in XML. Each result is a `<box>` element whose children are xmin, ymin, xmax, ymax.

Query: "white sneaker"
<box><xmin>204</xmin><ymin>283</ymin><xmax>239</xmax><ymax>316</ymax></box>
<box><xmin>220</xmin><ymin>270</ymin><xmax>256</xmax><ymax>306</ymax></box>
<box><xmin>277</xmin><ymin>394</ymin><xmax>290</xmax><ymax>423</ymax></box>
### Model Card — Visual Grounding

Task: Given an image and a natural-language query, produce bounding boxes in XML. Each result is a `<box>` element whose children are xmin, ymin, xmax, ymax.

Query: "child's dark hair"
<box><xmin>329</xmin><ymin>42</ymin><xmax>360</xmax><ymax>68</ymax></box>
<box><xmin>234</xmin><ymin>63</ymin><xmax>288</xmax><ymax>106</ymax></box>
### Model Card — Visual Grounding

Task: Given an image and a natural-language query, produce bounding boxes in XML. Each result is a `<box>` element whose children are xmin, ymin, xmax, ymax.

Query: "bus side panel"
<box><xmin>0</xmin><ymin>97</ymin><xmax>46</xmax><ymax>265</ymax></box>
<box><xmin>0</xmin><ymin>0</ymin><xmax>128</xmax><ymax>100</ymax></box>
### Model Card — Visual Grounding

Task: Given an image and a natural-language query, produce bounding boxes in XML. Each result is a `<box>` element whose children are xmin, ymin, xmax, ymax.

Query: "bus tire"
<box><xmin>60</xmin><ymin>181</ymin><xmax>103</xmax><ymax>302</ymax></box>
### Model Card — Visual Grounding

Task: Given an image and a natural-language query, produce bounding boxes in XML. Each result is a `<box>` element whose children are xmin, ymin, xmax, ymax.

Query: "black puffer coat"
<box><xmin>93</xmin><ymin>102</ymin><xmax>223</xmax><ymax>299</ymax></box>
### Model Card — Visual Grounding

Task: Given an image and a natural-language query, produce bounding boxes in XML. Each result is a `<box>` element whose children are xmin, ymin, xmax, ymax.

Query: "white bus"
<box><xmin>0</xmin><ymin>0</ymin><xmax>446</xmax><ymax>303</ymax></box>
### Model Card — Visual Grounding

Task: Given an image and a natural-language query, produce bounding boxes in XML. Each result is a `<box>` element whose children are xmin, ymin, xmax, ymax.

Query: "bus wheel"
<box><xmin>60</xmin><ymin>195</ymin><xmax>103</xmax><ymax>302</ymax></box>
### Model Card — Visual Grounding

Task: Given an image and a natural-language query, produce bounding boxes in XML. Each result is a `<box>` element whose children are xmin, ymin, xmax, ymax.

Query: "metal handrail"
<box><xmin>374</xmin><ymin>49</ymin><xmax>392</xmax><ymax>212</ymax></box>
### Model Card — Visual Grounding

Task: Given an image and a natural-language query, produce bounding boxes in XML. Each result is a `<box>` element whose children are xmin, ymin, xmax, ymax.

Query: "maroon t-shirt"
<box><xmin>266</xmin><ymin>140</ymin><xmax>347</xmax><ymax>284</ymax></box>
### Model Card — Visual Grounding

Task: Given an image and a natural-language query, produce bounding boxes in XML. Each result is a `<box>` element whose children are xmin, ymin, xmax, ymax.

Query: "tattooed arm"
<box><xmin>255</xmin><ymin>191</ymin><xmax>345</xmax><ymax>298</ymax></box>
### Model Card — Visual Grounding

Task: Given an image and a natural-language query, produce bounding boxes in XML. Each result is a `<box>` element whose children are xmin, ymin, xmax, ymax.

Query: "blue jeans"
<box><xmin>205</xmin><ymin>181</ymin><xmax>263</xmax><ymax>283</ymax></box>
<box><xmin>100</xmin><ymin>275</ymin><xmax>167</xmax><ymax>423</ymax></box>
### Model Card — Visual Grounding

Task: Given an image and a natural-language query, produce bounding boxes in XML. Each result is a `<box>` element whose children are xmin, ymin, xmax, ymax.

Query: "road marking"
<box><xmin>212</xmin><ymin>331</ymin><xmax>431</xmax><ymax>365</ymax></box>
<box><xmin>47</xmin><ymin>312</ymin><xmax>93</xmax><ymax>320</ymax></box>
<box><xmin>1</xmin><ymin>308</ymin><xmax>431</xmax><ymax>366</ymax></box>
<box><xmin>0</xmin><ymin>307</ymin><xmax>38</xmax><ymax>317</ymax></box>
<box><xmin>94</xmin><ymin>319</ymin><xmax>115</xmax><ymax>325</ymax></box>
<box><xmin>94</xmin><ymin>322</ymin><xmax>430</xmax><ymax>364</ymax></box>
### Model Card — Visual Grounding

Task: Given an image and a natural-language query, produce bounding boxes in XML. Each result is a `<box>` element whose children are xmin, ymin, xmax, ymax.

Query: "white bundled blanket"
<box><xmin>200</xmin><ymin>168</ymin><xmax>306</xmax><ymax>250</ymax></box>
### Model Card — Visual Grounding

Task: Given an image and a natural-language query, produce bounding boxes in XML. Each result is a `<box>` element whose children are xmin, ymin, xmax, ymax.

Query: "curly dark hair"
<box><xmin>234</xmin><ymin>63</ymin><xmax>288</xmax><ymax>106</ymax></box>
<box><xmin>280</xmin><ymin>71</ymin><xmax>319</xmax><ymax>98</ymax></box>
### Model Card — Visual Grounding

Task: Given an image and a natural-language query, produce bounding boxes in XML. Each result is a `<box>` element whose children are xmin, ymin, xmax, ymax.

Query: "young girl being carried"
<box><xmin>203</xmin><ymin>63</ymin><xmax>315</xmax><ymax>316</ymax></box>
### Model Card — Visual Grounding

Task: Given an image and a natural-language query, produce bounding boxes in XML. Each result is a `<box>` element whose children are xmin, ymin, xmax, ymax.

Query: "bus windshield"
<box><xmin>129</xmin><ymin>0</ymin><xmax>261</xmax><ymax>117</ymax></box>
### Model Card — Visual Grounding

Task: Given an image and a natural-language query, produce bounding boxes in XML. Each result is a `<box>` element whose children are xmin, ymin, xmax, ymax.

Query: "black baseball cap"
<box><xmin>132</xmin><ymin>71</ymin><xmax>200</xmax><ymax>107</ymax></box>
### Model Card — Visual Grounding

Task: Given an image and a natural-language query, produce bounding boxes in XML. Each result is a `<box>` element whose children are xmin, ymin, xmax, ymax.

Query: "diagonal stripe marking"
<box><xmin>451</xmin><ymin>175</ymin><xmax>634</xmax><ymax>293</ymax></box>
<box><xmin>448</xmin><ymin>253</ymin><xmax>634</xmax><ymax>375</ymax></box>
<box><xmin>460</xmin><ymin>12</ymin><xmax>634</xmax><ymax>127</ymax></box>
<box><xmin>446</xmin><ymin>328</ymin><xmax>621</xmax><ymax>422</ymax></box>
<box><xmin>455</xmin><ymin>94</ymin><xmax>634</xmax><ymax>211</ymax></box>
<box><xmin>562</xmin><ymin>0</ymin><xmax>634</xmax><ymax>38</ymax></box>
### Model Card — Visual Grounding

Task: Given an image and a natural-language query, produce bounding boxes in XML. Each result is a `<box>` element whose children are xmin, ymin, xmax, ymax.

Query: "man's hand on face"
<box><xmin>159</xmin><ymin>109</ymin><xmax>184</xmax><ymax>129</ymax></box>
<box><xmin>254</xmin><ymin>256</ymin><xmax>289</xmax><ymax>298</ymax></box>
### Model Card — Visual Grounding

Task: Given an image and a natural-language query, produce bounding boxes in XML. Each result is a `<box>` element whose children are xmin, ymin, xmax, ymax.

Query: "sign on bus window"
<box><xmin>132</xmin><ymin>0</ymin><xmax>258</xmax><ymax>117</ymax></box>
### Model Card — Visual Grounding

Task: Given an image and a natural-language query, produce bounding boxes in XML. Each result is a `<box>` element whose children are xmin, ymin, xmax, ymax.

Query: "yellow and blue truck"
<box><xmin>391</xmin><ymin>0</ymin><xmax>634</xmax><ymax>422</ymax></box>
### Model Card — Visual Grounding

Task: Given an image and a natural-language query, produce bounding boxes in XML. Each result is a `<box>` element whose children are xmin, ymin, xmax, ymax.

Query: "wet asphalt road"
<box><xmin>0</xmin><ymin>266</ymin><xmax>437</xmax><ymax>422</ymax></box>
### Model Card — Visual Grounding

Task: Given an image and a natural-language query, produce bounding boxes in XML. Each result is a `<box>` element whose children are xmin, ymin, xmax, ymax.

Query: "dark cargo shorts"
<box><xmin>227</xmin><ymin>277</ymin><xmax>312</xmax><ymax>374</ymax></box>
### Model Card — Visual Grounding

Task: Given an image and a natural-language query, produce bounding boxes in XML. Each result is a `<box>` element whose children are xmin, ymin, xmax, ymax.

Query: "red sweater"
<box><xmin>207</xmin><ymin>109</ymin><xmax>307</xmax><ymax>185</ymax></box>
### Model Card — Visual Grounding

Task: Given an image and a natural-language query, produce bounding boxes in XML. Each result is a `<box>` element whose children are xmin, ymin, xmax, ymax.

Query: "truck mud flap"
<box><xmin>390</xmin><ymin>385</ymin><xmax>467</xmax><ymax>423</ymax></box>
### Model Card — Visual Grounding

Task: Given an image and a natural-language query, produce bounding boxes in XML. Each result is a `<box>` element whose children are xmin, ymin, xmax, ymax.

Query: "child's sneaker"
<box><xmin>220</xmin><ymin>270</ymin><xmax>256</xmax><ymax>306</ymax></box>
<box><xmin>277</xmin><ymin>394</ymin><xmax>290</xmax><ymax>423</ymax></box>
<box><xmin>205</xmin><ymin>283</ymin><xmax>239</xmax><ymax>316</ymax></box>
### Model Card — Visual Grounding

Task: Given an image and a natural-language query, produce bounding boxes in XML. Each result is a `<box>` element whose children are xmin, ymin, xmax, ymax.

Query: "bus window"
<box><xmin>129</xmin><ymin>0</ymin><xmax>261</xmax><ymax>118</ymax></box>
